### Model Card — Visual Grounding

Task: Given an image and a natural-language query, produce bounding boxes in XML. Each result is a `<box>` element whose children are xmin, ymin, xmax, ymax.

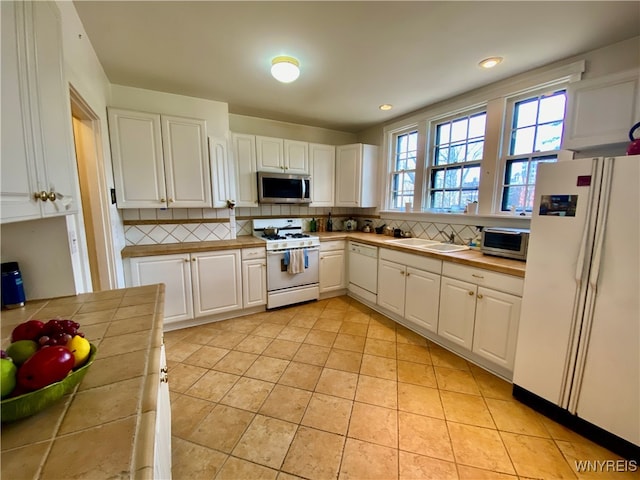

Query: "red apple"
<box><xmin>17</xmin><ymin>346</ymin><xmax>74</xmax><ymax>391</ymax></box>
<box><xmin>11</xmin><ymin>320</ymin><xmax>45</xmax><ymax>342</ymax></box>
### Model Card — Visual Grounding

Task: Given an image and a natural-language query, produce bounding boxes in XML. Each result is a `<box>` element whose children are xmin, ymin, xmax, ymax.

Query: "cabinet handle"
<box><xmin>192</xmin><ymin>258</ymin><xmax>196</xmax><ymax>262</ymax></box>
<box><xmin>477</xmin><ymin>293</ymin><xmax>484</xmax><ymax>299</ymax></box>
<box><xmin>47</xmin><ymin>191</ymin><xmax>57</xmax><ymax>202</ymax></box>
<box><xmin>160</xmin><ymin>366</ymin><xmax>168</xmax><ymax>374</ymax></box>
<box><xmin>160</xmin><ymin>198</ymin><xmax>166</xmax><ymax>203</ymax></box>
<box><xmin>184</xmin><ymin>259</ymin><xmax>189</xmax><ymax>263</ymax></box>
<box><xmin>472</xmin><ymin>273</ymin><xmax>484</xmax><ymax>279</ymax></box>
<box><xmin>169</xmin><ymin>198</ymin><xmax>175</xmax><ymax>203</ymax></box>
<box><xmin>400</xmin><ymin>270</ymin><xmax>405</xmax><ymax>275</ymax></box>
<box><xmin>468</xmin><ymin>291</ymin><xmax>474</xmax><ymax>296</ymax></box>
<box><xmin>35</xmin><ymin>191</ymin><xmax>49</xmax><ymax>201</ymax></box>
<box><xmin>406</xmin><ymin>272</ymin><xmax>410</xmax><ymax>277</ymax></box>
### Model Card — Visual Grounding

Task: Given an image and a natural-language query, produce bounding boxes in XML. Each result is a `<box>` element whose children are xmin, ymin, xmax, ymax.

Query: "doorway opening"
<box><xmin>69</xmin><ymin>86</ymin><xmax>117</xmax><ymax>291</ymax></box>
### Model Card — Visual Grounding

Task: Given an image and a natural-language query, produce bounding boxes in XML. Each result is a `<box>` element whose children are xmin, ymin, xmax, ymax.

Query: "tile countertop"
<box><xmin>121</xmin><ymin>233</ymin><xmax>525</xmax><ymax>277</ymax></box>
<box><xmin>0</xmin><ymin>284</ymin><xmax>166</xmax><ymax>480</ymax></box>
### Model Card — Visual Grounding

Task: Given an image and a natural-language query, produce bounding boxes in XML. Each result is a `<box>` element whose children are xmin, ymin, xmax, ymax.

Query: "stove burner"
<box><xmin>262</xmin><ymin>234</ymin><xmax>286</xmax><ymax>240</ymax></box>
<box><xmin>286</xmin><ymin>233</ymin><xmax>310</xmax><ymax>239</ymax></box>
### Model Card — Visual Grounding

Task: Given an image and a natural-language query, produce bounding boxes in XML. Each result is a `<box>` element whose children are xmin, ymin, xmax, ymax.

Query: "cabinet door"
<box><xmin>209</xmin><ymin>136</ymin><xmax>231</xmax><ymax>208</ymax></box>
<box><xmin>161</xmin><ymin>115</ymin><xmax>211</xmax><ymax>208</ymax></box>
<box><xmin>231</xmin><ymin>133</ymin><xmax>258</xmax><ymax>206</ymax></box>
<box><xmin>438</xmin><ymin>277</ymin><xmax>476</xmax><ymax>349</ymax></box>
<box><xmin>377</xmin><ymin>260</ymin><xmax>406</xmax><ymax>316</ymax></box>
<box><xmin>256</xmin><ymin>136</ymin><xmax>284</xmax><ymax>172</ymax></box>
<box><xmin>242</xmin><ymin>258</ymin><xmax>267</xmax><ymax>307</ymax></box>
<box><xmin>320</xmin><ymin>250</ymin><xmax>346</xmax><ymax>293</ymax></box>
<box><xmin>309</xmin><ymin>143</ymin><xmax>335</xmax><ymax>207</ymax></box>
<box><xmin>108</xmin><ymin>108</ymin><xmax>166</xmax><ymax>209</ymax></box>
<box><xmin>335</xmin><ymin>144</ymin><xmax>361</xmax><ymax>207</ymax></box>
<box><xmin>405</xmin><ymin>267</ymin><xmax>440</xmax><ymax>334</ymax></box>
<box><xmin>0</xmin><ymin>1</ymin><xmax>40</xmax><ymax>222</ymax></box>
<box><xmin>154</xmin><ymin>344</ymin><xmax>172</xmax><ymax>479</ymax></box>
<box><xmin>284</xmin><ymin>139</ymin><xmax>309</xmax><ymax>174</ymax></box>
<box><xmin>192</xmin><ymin>250</ymin><xmax>242</xmax><ymax>316</ymax></box>
<box><xmin>472</xmin><ymin>287</ymin><xmax>521</xmax><ymax>371</ymax></box>
<box><xmin>129</xmin><ymin>254</ymin><xmax>193</xmax><ymax>324</ymax></box>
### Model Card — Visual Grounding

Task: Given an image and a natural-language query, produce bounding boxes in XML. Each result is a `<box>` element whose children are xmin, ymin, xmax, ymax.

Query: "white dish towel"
<box><xmin>287</xmin><ymin>249</ymin><xmax>305</xmax><ymax>274</ymax></box>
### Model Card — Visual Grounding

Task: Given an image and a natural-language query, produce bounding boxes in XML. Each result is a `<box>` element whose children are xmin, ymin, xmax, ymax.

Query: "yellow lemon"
<box><xmin>66</xmin><ymin>335</ymin><xmax>91</xmax><ymax>367</ymax></box>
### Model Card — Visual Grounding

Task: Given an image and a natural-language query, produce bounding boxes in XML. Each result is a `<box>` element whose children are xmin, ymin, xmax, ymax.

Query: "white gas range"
<box><xmin>252</xmin><ymin>219</ymin><xmax>320</xmax><ymax>309</ymax></box>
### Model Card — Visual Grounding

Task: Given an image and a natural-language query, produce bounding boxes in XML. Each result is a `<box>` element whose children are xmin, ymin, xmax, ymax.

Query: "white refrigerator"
<box><xmin>512</xmin><ymin>155</ymin><xmax>639</xmax><ymax>454</ymax></box>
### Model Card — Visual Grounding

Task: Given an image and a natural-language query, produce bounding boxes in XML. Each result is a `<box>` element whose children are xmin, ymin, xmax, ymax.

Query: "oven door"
<box><xmin>266</xmin><ymin>247</ymin><xmax>319</xmax><ymax>291</ymax></box>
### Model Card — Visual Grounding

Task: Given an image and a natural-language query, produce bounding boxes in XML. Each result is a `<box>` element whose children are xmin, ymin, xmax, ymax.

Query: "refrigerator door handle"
<box><xmin>574</xmin><ymin>158</ymin><xmax>598</xmax><ymax>288</ymax></box>
<box><xmin>588</xmin><ymin>158</ymin><xmax>614</xmax><ymax>293</ymax></box>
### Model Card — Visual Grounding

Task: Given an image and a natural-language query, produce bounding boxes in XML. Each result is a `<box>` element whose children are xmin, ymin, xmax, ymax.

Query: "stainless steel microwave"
<box><xmin>257</xmin><ymin>172</ymin><xmax>311</xmax><ymax>204</ymax></box>
<box><xmin>481</xmin><ymin>227</ymin><xmax>530</xmax><ymax>261</ymax></box>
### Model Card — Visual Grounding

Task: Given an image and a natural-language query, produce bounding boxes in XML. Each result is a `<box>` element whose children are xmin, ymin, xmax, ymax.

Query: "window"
<box><xmin>390</xmin><ymin>129</ymin><xmax>417</xmax><ymax>209</ymax></box>
<box><xmin>428</xmin><ymin>111</ymin><xmax>485</xmax><ymax>212</ymax></box>
<box><xmin>501</xmin><ymin>89</ymin><xmax>566</xmax><ymax>212</ymax></box>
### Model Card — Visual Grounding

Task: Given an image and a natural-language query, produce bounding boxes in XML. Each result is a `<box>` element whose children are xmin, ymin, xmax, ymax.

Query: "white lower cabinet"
<box><xmin>154</xmin><ymin>343</ymin><xmax>172</xmax><ymax>479</ymax></box>
<box><xmin>438</xmin><ymin>262</ymin><xmax>523</xmax><ymax>372</ymax></box>
<box><xmin>192</xmin><ymin>250</ymin><xmax>242</xmax><ymax>316</ymax></box>
<box><xmin>377</xmin><ymin>249</ymin><xmax>441</xmax><ymax>334</ymax></box>
<box><xmin>242</xmin><ymin>247</ymin><xmax>267</xmax><ymax>308</ymax></box>
<box><xmin>319</xmin><ymin>240</ymin><xmax>346</xmax><ymax>293</ymax></box>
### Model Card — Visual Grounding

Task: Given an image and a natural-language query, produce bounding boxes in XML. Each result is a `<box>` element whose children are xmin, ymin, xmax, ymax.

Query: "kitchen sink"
<box><xmin>385</xmin><ymin>238</ymin><xmax>441</xmax><ymax>247</ymax></box>
<box><xmin>421</xmin><ymin>243</ymin><xmax>470</xmax><ymax>253</ymax></box>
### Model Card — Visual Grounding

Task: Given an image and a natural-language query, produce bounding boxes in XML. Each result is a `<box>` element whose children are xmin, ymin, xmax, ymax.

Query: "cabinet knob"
<box><xmin>169</xmin><ymin>198</ymin><xmax>174</xmax><ymax>203</ymax></box>
<box><xmin>468</xmin><ymin>291</ymin><xmax>474</xmax><ymax>296</ymax></box>
<box><xmin>47</xmin><ymin>191</ymin><xmax>57</xmax><ymax>202</ymax></box>
<box><xmin>406</xmin><ymin>272</ymin><xmax>410</xmax><ymax>277</ymax></box>
<box><xmin>35</xmin><ymin>191</ymin><xmax>49</xmax><ymax>201</ymax></box>
<box><xmin>400</xmin><ymin>270</ymin><xmax>405</xmax><ymax>275</ymax></box>
<box><xmin>184</xmin><ymin>259</ymin><xmax>189</xmax><ymax>262</ymax></box>
<box><xmin>160</xmin><ymin>372</ymin><xmax>169</xmax><ymax>383</ymax></box>
<box><xmin>477</xmin><ymin>293</ymin><xmax>484</xmax><ymax>299</ymax></box>
<box><xmin>192</xmin><ymin>258</ymin><xmax>196</xmax><ymax>262</ymax></box>
<box><xmin>160</xmin><ymin>198</ymin><xmax>166</xmax><ymax>203</ymax></box>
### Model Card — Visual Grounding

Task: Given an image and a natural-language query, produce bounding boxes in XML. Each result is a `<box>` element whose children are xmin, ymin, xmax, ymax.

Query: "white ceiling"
<box><xmin>72</xmin><ymin>1</ymin><xmax>639</xmax><ymax>133</ymax></box>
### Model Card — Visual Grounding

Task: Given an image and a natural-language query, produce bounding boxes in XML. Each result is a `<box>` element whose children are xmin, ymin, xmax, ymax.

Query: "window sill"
<box><xmin>378</xmin><ymin>209</ymin><xmax>531</xmax><ymax>225</ymax></box>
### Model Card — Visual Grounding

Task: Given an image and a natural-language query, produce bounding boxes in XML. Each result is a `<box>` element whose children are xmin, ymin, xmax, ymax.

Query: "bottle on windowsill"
<box><xmin>327</xmin><ymin>212</ymin><xmax>333</xmax><ymax>232</ymax></box>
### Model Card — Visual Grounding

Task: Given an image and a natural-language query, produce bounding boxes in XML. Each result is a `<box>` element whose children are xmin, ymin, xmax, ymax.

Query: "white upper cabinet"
<box><xmin>231</xmin><ymin>133</ymin><xmax>258</xmax><ymax>207</ymax></box>
<box><xmin>335</xmin><ymin>144</ymin><xmax>378</xmax><ymax>208</ymax></box>
<box><xmin>209</xmin><ymin>136</ymin><xmax>232</xmax><ymax>209</ymax></box>
<box><xmin>1</xmin><ymin>1</ymin><xmax>79</xmax><ymax>223</ymax></box>
<box><xmin>309</xmin><ymin>143</ymin><xmax>335</xmax><ymax>207</ymax></box>
<box><xmin>108</xmin><ymin>108</ymin><xmax>211</xmax><ymax>209</ymax></box>
<box><xmin>563</xmin><ymin>69</ymin><xmax>640</xmax><ymax>151</ymax></box>
<box><xmin>256</xmin><ymin>136</ymin><xmax>309</xmax><ymax>174</ymax></box>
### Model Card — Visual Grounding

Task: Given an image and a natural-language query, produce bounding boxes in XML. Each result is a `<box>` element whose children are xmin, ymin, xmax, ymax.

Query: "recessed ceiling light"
<box><xmin>379</xmin><ymin>104</ymin><xmax>393</xmax><ymax>111</ymax></box>
<box><xmin>271</xmin><ymin>56</ymin><xmax>300</xmax><ymax>83</ymax></box>
<box><xmin>479</xmin><ymin>57</ymin><xmax>503</xmax><ymax>69</ymax></box>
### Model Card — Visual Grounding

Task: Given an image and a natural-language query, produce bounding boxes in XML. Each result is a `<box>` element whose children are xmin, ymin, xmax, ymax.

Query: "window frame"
<box><xmin>388</xmin><ymin>127</ymin><xmax>419</xmax><ymax>210</ymax></box>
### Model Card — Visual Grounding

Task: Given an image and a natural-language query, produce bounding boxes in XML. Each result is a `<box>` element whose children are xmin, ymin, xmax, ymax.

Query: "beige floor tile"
<box><xmin>473</xmin><ymin>370</ymin><xmax>514</xmax><ymax>401</ymax></box>
<box><xmin>186</xmin><ymin>370</ymin><xmax>240</xmax><ymax>402</ymax></box>
<box><xmin>539</xmin><ymin>416</ymin><xmax>593</xmax><ymax>444</ymax></box>
<box><xmin>301</xmin><ymin>392</ymin><xmax>353</xmax><ymax>435</ymax></box>
<box><xmin>430</xmin><ymin>345</ymin><xmax>471</xmax><ymax>370</ymax></box>
<box><xmin>188</xmin><ymin>404</ymin><xmax>254</xmax><ymax>452</ymax></box>
<box><xmin>288</xmin><ymin>314</ymin><xmax>319</xmax><ymax>329</ymax></box>
<box><xmin>339</xmin><ymin>321</ymin><xmax>369</xmax><ymax>336</ymax></box>
<box><xmin>448</xmin><ymin>422</ymin><xmax>515</xmax><ymax>475</ymax></box>
<box><xmin>171</xmin><ymin>436</ymin><xmax>227</xmax><ymax>479</ymax></box>
<box><xmin>399</xmin><ymin>450</ymin><xmax>458</xmax><ymax>480</ymax></box>
<box><xmin>245</xmin><ymin>356</ymin><xmax>290</xmax><ymax>383</ymax></box>
<box><xmin>315</xmin><ymin>368</ymin><xmax>359</xmax><ymax>400</ymax></box>
<box><xmin>333</xmin><ymin>333</ymin><xmax>366</xmax><ymax>352</ymax></box>
<box><xmin>304</xmin><ymin>329</ymin><xmax>338</xmax><ymax>347</ymax></box>
<box><xmin>397</xmin><ymin>360</ymin><xmax>437</xmax><ymax>387</ymax></box>
<box><xmin>206</xmin><ymin>329</ymin><xmax>247</xmax><ymax>349</ymax></box>
<box><xmin>396</xmin><ymin>343</ymin><xmax>431</xmax><ymax>364</ymax></box>
<box><xmin>212</xmin><ymin>350</ymin><xmax>258</xmax><ymax>375</ymax></box>
<box><xmin>360</xmin><ymin>353</ymin><xmax>397</xmax><ymax>380</ymax></box>
<box><xmin>485</xmin><ymin>397</ymin><xmax>550</xmax><ymax>437</ymax></box>
<box><xmin>348</xmin><ymin>402</ymin><xmax>398</xmax><ymax>448</ymax></box>
<box><xmin>182</xmin><ymin>344</ymin><xmax>230</xmax><ymax>369</ymax></box>
<box><xmin>216</xmin><ymin>456</ymin><xmax>278</xmax><ymax>480</ymax></box>
<box><xmin>396</xmin><ymin>326</ymin><xmax>428</xmax><ymax>346</ymax></box>
<box><xmin>259</xmin><ymin>385</ymin><xmax>312</xmax><ymax>424</ymax></box>
<box><xmin>220</xmin><ymin>377</ymin><xmax>274</xmax><ymax>412</ymax></box>
<box><xmin>263</xmin><ymin>339</ymin><xmax>302</xmax><ymax>360</ymax></box>
<box><xmin>398</xmin><ymin>411</ymin><xmax>453</xmax><ymax>461</ymax></box>
<box><xmin>282</xmin><ymin>426</ymin><xmax>345</xmax><ymax>480</ymax></box>
<box><xmin>312</xmin><ymin>317</ymin><xmax>343</xmax><ymax>332</ymax></box>
<box><xmin>277</xmin><ymin>472</ymin><xmax>306</xmax><ymax>480</ymax></box>
<box><xmin>253</xmin><ymin>323</ymin><xmax>286</xmax><ymax>338</ymax></box>
<box><xmin>364</xmin><ymin>337</ymin><xmax>397</xmax><ymax>359</ymax></box>
<box><xmin>340</xmin><ymin>438</ymin><xmax>398</xmax><ymax>480</ymax></box>
<box><xmin>170</xmin><ymin>394</ymin><xmax>216</xmax><ymax>439</ymax></box>
<box><xmin>165</xmin><ymin>340</ymin><xmax>201</xmax><ymax>362</ymax></box>
<box><xmin>167</xmin><ymin>362</ymin><xmax>208</xmax><ymax>393</ymax></box>
<box><xmin>397</xmin><ymin>383</ymin><xmax>444</xmax><ymax>419</ymax></box>
<box><xmin>181</xmin><ymin>326</ymin><xmax>220</xmax><ymax>345</ymax></box>
<box><xmin>434</xmin><ymin>366</ymin><xmax>481</xmax><ymax>395</ymax></box>
<box><xmin>325</xmin><ymin>297</ymin><xmax>351</xmax><ymax>310</ymax></box>
<box><xmin>440</xmin><ymin>390</ymin><xmax>495</xmax><ymax>428</ymax></box>
<box><xmin>555</xmin><ymin>439</ymin><xmax>637</xmax><ymax>480</ymax></box>
<box><xmin>325</xmin><ymin>348</ymin><xmax>363</xmax><ymax>373</ymax></box>
<box><xmin>235</xmin><ymin>334</ymin><xmax>273</xmax><ymax>354</ymax></box>
<box><xmin>367</xmin><ymin>323</ymin><xmax>397</xmax><ymax>342</ymax></box>
<box><xmin>343</xmin><ymin>310</ymin><xmax>371</xmax><ymax>324</ymax></box>
<box><xmin>277</xmin><ymin>325</ymin><xmax>311</xmax><ymax>342</ymax></box>
<box><xmin>278</xmin><ymin>361</ymin><xmax>323</xmax><ymax>390</ymax></box>
<box><xmin>457</xmin><ymin>464</ymin><xmax>518</xmax><ymax>479</ymax></box>
<box><xmin>355</xmin><ymin>375</ymin><xmax>398</xmax><ymax>409</ymax></box>
<box><xmin>232</xmin><ymin>414</ymin><xmax>298</xmax><ymax>469</ymax></box>
<box><xmin>292</xmin><ymin>344</ymin><xmax>330</xmax><ymax>366</ymax></box>
<box><xmin>501</xmin><ymin>431</ymin><xmax>576</xmax><ymax>479</ymax></box>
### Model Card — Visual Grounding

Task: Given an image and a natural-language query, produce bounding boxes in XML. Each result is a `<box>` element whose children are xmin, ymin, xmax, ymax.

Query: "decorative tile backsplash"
<box><xmin>124</xmin><ymin>222</ymin><xmax>233</xmax><ymax>245</ymax></box>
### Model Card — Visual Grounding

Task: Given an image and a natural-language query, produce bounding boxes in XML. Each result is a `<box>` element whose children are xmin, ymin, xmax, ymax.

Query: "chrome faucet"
<box><xmin>439</xmin><ymin>230</ymin><xmax>456</xmax><ymax>244</ymax></box>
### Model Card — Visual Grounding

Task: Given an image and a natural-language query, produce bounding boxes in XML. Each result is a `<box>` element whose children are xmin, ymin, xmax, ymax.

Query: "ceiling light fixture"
<box><xmin>271</xmin><ymin>56</ymin><xmax>300</xmax><ymax>83</ymax></box>
<box><xmin>379</xmin><ymin>104</ymin><xmax>393</xmax><ymax>111</ymax></box>
<box><xmin>479</xmin><ymin>57</ymin><xmax>503</xmax><ymax>69</ymax></box>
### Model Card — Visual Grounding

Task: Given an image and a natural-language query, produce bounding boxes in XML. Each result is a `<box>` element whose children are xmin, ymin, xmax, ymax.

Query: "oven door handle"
<box><xmin>267</xmin><ymin>246</ymin><xmax>320</xmax><ymax>255</ymax></box>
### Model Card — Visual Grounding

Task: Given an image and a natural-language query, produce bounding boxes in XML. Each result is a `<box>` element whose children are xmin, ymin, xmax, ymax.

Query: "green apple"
<box><xmin>6</xmin><ymin>340</ymin><xmax>38</xmax><ymax>366</ymax></box>
<box><xmin>0</xmin><ymin>358</ymin><xmax>17</xmax><ymax>398</ymax></box>
<box><xmin>66</xmin><ymin>335</ymin><xmax>91</xmax><ymax>367</ymax></box>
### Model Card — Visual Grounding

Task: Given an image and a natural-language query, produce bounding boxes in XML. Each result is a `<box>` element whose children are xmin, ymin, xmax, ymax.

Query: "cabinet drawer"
<box><xmin>380</xmin><ymin>248</ymin><xmax>442</xmax><ymax>274</ymax></box>
<box><xmin>242</xmin><ymin>247</ymin><xmax>266</xmax><ymax>260</ymax></box>
<box><xmin>442</xmin><ymin>262</ymin><xmax>523</xmax><ymax>296</ymax></box>
<box><xmin>321</xmin><ymin>240</ymin><xmax>346</xmax><ymax>252</ymax></box>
